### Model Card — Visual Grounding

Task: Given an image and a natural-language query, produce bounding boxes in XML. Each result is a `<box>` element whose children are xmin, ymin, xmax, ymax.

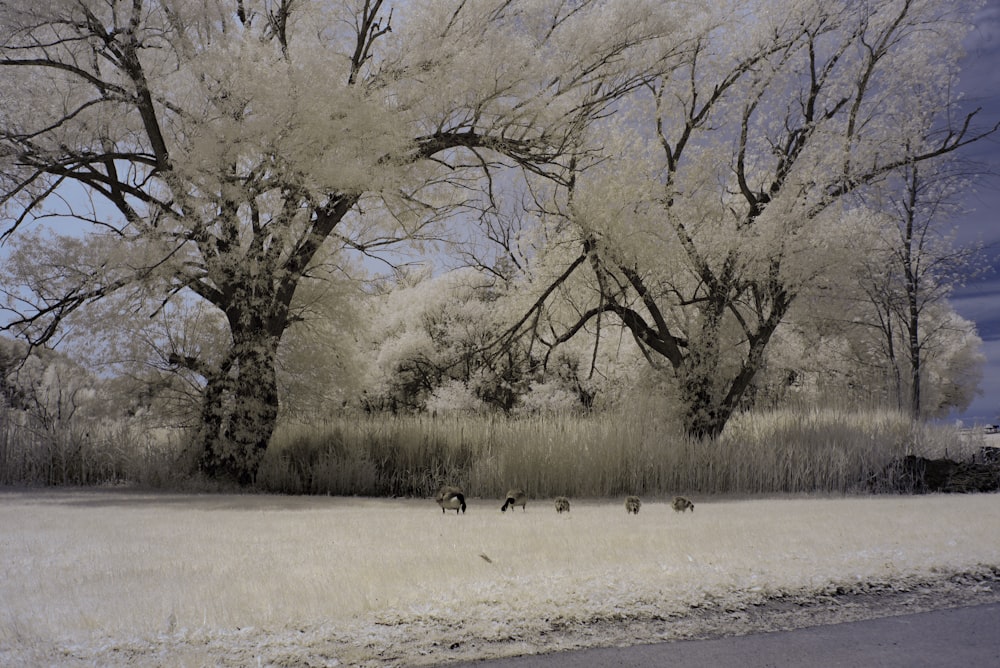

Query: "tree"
<box><xmin>747</xmin><ymin>287</ymin><xmax>983</xmax><ymax>417</ymax></box>
<box><xmin>0</xmin><ymin>0</ymin><xmax>671</xmax><ymax>483</ymax></box>
<box><xmin>0</xmin><ymin>336</ymin><xmax>106</xmax><ymax>484</ymax></box>
<box><xmin>509</xmin><ymin>0</ymin><xmax>996</xmax><ymax>438</ymax></box>
<box><xmin>362</xmin><ymin>267</ymin><xmax>529</xmax><ymax>413</ymax></box>
<box><xmin>856</xmin><ymin>155</ymin><xmax>985</xmax><ymax>417</ymax></box>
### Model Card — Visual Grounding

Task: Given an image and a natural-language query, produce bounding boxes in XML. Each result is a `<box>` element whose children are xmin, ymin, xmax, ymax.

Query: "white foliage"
<box><xmin>517</xmin><ymin>380</ymin><xmax>580</xmax><ymax>414</ymax></box>
<box><xmin>508</xmin><ymin>0</ymin><xmax>986</xmax><ymax>431</ymax></box>
<box><xmin>425</xmin><ymin>379</ymin><xmax>489</xmax><ymax>416</ymax></box>
<box><xmin>0</xmin><ymin>0</ymin><xmax>988</xmax><ymax>435</ymax></box>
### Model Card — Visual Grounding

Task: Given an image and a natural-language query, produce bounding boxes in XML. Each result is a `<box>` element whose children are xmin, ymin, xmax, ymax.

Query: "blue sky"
<box><xmin>946</xmin><ymin>4</ymin><xmax>1000</xmax><ymax>425</ymax></box>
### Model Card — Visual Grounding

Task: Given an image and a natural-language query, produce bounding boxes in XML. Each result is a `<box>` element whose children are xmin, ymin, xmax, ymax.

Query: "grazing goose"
<box><xmin>436</xmin><ymin>486</ymin><xmax>466</xmax><ymax>514</ymax></box>
<box><xmin>671</xmin><ymin>496</ymin><xmax>694</xmax><ymax>513</ymax></box>
<box><xmin>625</xmin><ymin>495</ymin><xmax>641</xmax><ymax>514</ymax></box>
<box><xmin>500</xmin><ymin>489</ymin><xmax>527</xmax><ymax>512</ymax></box>
<box><xmin>554</xmin><ymin>496</ymin><xmax>571</xmax><ymax>514</ymax></box>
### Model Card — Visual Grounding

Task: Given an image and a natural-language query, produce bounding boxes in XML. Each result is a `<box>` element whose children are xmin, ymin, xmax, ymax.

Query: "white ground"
<box><xmin>1</xmin><ymin>490</ymin><xmax>999</xmax><ymax>667</ymax></box>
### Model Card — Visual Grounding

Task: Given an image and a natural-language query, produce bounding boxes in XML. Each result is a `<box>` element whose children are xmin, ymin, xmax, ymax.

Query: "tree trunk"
<box><xmin>677</xmin><ymin>300</ymin><xmax>732</xmax><ymax>439</ymax></box>
<box><xmin>198</xmin><ymin>329</ymin><xmax>281</xmax><ymax>485</ymax></box>
<box><xmin>907</xmin><ymin>298</ymin><xmax>921</xmax><ymax>418</ymax></box>
<box><xmin>678</xmin><ymin>344</ymin><xmax>762</xmax><ymax>439</ymax></box>
<box><xmin>679</xmin><ymin>372</ymin><xmax>732</xmax><ymax>439</ymax></box>
<box><xmin>902</xmin><ymin>171</ymin><xmax>921</xmax><ymax>420</ymax></box>
<box><xmin>677</xmin><ymin>290</ymin><xmax>790</xmax><ymax>440</ymax></box>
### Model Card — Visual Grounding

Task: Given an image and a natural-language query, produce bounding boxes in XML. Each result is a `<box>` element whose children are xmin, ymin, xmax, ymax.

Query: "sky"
<box><xmin>943</xmin><ymin>4</ymin><xmax>1000</xmax><ymax>426</ymax></box>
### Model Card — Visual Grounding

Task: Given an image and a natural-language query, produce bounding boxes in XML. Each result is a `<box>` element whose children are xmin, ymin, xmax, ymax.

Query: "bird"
<box><xmin>625</xmin><ymin>495</ymin><xmax>641</xmax><ymax>514</ymax></box>
<box><xmin>500</xmin><ymin>488</ymin><xmax>527</xmax><ymax>512</ymax></box>
<box><xmin>436</xmin><ymin>486</ymin><xmax>466</xmax><ymax>514</ymax></box>
<box><xmin>671</xmin><ymin>496</ymin><xmax>694</xmax><ymax>512</ymax></box>
<box><xmin>554</xmin><ymin>496</ymin><xmax>571</xmax><ymax>513</ymax></box>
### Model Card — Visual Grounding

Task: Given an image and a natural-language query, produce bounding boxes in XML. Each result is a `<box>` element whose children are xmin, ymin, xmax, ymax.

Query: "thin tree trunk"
<box><xmin>908</xmin><ymin>297</ymin><xmax>921</xmax><ymax>418</ymax></box>
<box><xmin>902</xmin><ymin>165</ymin><xmax>921</xmax><ymax>419</ymax></box>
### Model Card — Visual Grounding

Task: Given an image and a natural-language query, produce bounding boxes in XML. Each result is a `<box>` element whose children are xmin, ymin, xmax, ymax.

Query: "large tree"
<box><xmin>0</xmin><ymin>0</ymin><xmax>673</xmax><ymax>483</ymax></box>
<box><xmin>511</xmin><ymin>0</ymin><xmax>996</xmax><ymax>438</ymax></box>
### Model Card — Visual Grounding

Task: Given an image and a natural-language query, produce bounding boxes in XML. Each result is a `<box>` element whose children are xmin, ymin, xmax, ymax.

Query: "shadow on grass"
<box><xmin>0</xmin><ymin>486</ymin><xmax>401</xmax><ymax>511</ymax></box>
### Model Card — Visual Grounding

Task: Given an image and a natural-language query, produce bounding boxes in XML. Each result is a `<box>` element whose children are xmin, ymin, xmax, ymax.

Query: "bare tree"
<box><xmin>856</xmin><ymin>152</ymin><xmax>986</xmax><ymax>417</ymax></box>
<box><xmin>0</xmin><ymin>0</ymin><xmax>672</xmax><ymax>483</ymax></box>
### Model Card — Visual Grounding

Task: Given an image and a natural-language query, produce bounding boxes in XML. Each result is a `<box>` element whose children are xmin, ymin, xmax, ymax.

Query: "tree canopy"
<box><xmin>0</xmin><ymin>0</ymin><xmax>994</xmax><ymax>483</ymax></box>
<box><xmin>501</xmin><ymin>0</ymin><xmax>996</xmax><ymax>436</ymax></box>
<box><xmin>0</xmin><ymin>0</ymin><xmax>676</xmax><ymax>482</ymax></box>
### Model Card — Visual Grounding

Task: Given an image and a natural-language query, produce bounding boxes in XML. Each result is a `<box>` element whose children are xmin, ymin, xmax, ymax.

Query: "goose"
<box><xmin>436</xmin><ymin>486</ymin><xmax>466</xmax><ymax>514</ymax></box>
<box><xmin>554</xmin><ymin>496</ymin><xmax>571</xmax><ymax>513</ymax></box>
<box><xmin>500</xmin><ymin>489</ymin><xmax>527</xmax><ymax>512</ymax></box>
<box><xmin>625</xmin><ymin>495</ymin><xmax>641</xmax><ymax>514</ymax></box>
<box><xmin>671</xmin><ymin>496</ymin><xmax>694</xmax><ymax>513</ymax></box>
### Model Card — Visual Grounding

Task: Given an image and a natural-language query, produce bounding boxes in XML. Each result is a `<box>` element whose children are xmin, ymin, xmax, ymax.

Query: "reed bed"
<box><xmin>0</xmin><ymin>404</ymin><xmax>187</xmax><ymax>488</ymax></box>
<box><xmin>258</xmin><ymin>407</ymin><xmax>967</xmax><ymax>497</ymax></box>
<box><xmin>1</xmin><ymin>398</ymin><xmax>974</xmax><ymax>496</ymax></box>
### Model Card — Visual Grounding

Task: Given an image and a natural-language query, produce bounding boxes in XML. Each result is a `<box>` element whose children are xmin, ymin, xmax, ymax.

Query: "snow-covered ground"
<box><xmin>1</xmin><ymin>490</ymin><xmax>998</xmax><ymax>666</ymax></box>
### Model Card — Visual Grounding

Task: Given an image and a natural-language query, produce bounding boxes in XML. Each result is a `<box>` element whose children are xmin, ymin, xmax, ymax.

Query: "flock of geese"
<box><xmin>435</xmin><ymin>486</ymin><xmax>695</xmax><ymax>515</ymax></box>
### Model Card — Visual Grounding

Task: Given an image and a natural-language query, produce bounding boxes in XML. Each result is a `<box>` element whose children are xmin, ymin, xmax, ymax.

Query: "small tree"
<box><xmin>754</xmin><ymin>289</ymin><xmax>983</xmax><ymax>417</ymax></box>
<box><xmin>363</xmin><ymin>267</ymin><xmax>532</xmax><ymax>413</ymax></box>
<box><xmin>857</xmin><ymin>155</ymin><xmax>985</xmax><ymax>418</ymax></box>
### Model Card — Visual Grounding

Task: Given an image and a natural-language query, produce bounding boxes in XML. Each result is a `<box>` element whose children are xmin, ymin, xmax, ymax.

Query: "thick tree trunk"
<box><xmin>677</xmin><ymin>291</ymin><xmax>790</xmax><ymax>440</ymax></box>
<box><xmin>679</xmin><ymin>376</ymin><xmax>732</xmax><ymax>439</ymax></box>
<box><xmin>677</xmin><ymin>325</ymin><xmax>730</xmax><ymax>439</ymax></box>
<box><xmin>198</xmin><ymin>330</ymin><xmax>281</xmax><ymax>485</ymax></box>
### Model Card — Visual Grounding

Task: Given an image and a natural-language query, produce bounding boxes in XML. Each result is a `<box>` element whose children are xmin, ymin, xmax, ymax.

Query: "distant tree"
<box><xmin>856</xmin><ymin>155</ymin><xmax>985</xmax><ymax>418</ymax></box>
<box><xmin>751</xmin><ymin>296</ymin><xmax>983</xmax><ymax>418</ymax></box>
<box><xmin>507</xmin><ymin>0</ymin><xmax>997</xmax><ymax>438</ymax></box>
<box><xmin>0</xmin><ymin>336</ymin><xmax>100</xmax><ymax>444</ymax></box>
<box><xmin>911</xmin><ymin>307</ymin><xmax>984</xmax><ymax>418</ymax></box>
<box><xmin>0</xmin><ymin>0</ymin><xmax>670</xmax><ymax>483</ymax></box>
<box><xmin>362</xmin><ymin>267</ymin><xmax>532</xmax><ymax>413</ymax></box>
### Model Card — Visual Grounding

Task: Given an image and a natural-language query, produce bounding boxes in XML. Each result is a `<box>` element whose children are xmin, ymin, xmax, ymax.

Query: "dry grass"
<box><xmin>0</xmin><ymin>402</ymin><xmax>978</xmax><ymax>497</ymax></box>
<box><xmin>259</xmin><ymin>407</ymin><xmax>961</xmax><ymax>497</ymax></box>
<box><xmin>1</xmin><ymin>489</ymin><xmax>998</xmax><ymax>666</ymax></box>
<box><xmin>0</xmin><ymin>404</ymin><xmax>188</xmax><ymax>487</ymax></box>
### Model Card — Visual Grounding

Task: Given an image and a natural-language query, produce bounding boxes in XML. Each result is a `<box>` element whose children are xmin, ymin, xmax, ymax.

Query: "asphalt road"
<box><xmin>443</xmin><ymin>602</ymin><xmax>1000</xmax><ymax>668</ymax></box>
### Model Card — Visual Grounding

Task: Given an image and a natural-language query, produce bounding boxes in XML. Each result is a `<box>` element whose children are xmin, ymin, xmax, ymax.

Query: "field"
<box><xmin>2</xmin><ymin>489</ymin><xmax>999</xmax><ymax>667</ymax></box>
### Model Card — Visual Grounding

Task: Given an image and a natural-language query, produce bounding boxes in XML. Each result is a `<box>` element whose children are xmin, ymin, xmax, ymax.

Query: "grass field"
<box><xmin>1</xmin><ymin>489</ymin><xmax>999</xmax><ymax>666</ymax></box>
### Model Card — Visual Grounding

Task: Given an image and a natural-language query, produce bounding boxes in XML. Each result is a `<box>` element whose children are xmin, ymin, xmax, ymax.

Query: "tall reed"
<box><xmin>0</xmin><ymin>404</ymin><xmax>187</xmax><ymax>487</ymax></box>
<box><xmin>2</xmin><ymin>399</ymin><xmax>972</xmax><ymax>496</ymax></box>
<box><xmin>258</xmin><ymin>406</ymin><xmax>963</xmax><ymax>497</ymax></box>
